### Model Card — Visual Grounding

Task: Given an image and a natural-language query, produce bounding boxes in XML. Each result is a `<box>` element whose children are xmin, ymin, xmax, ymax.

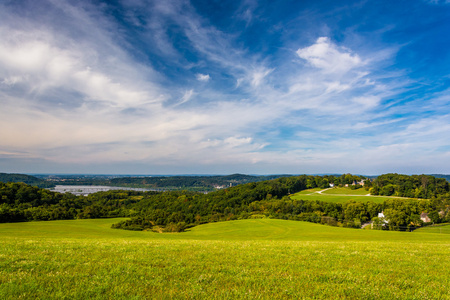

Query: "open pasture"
<box><xmin>290</xmin><ymin>187</ymin><xmax>410</xmax><ymax>203</ymax></box>
<box><xmin>1</xmin><ymin>218</ymin><xmax>449</xmax><ymax>299</ymax></box>
<box><xmin>414</xmin><ymin>223</ymin><xmax>450</xmax><ymax>234</ymax></box>
<box><xmin>322</xmin><ymin>187</ymin><xmax>370</xmax><ymax>195</ymax></box>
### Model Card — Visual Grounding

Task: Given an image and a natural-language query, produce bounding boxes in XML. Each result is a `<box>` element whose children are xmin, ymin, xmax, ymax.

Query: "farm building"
<box><xmin>420</xmin><ymin>212</ymin><xmax>431</xmax><ymax>223</ymax></box>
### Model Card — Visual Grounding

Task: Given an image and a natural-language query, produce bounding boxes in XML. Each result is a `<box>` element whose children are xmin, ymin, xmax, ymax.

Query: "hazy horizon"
<box><xmin>11</xmin><ymin>172</ymin><xmax>450</xmax><ymax>177</ymax></box>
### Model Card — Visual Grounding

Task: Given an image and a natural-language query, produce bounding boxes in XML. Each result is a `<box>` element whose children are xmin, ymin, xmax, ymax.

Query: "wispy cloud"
<box><xmin>424</xmin><ymin>0</ymin><xmax>450</xmax><ymax>4</ymax></box>
<box><xmin>177</xmin><ymin>89</ymin><xmax>195</xmax><ymax>105</ymax></box>
<box><xmin>251</xmin><ymin>68</ymin><xmax>273</xmax><ymax>87</ymax></box>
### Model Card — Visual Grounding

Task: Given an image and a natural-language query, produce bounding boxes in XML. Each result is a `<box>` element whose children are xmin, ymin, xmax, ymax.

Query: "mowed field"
<box><xmin>1</xmin><ymin>218</ymin><xmax>449</xmax><ymax>299</ymax></box>
<box><xmin>290</xmin><ymin>187</ymin><xmax>412</xmax><ymax>203</ymax></box>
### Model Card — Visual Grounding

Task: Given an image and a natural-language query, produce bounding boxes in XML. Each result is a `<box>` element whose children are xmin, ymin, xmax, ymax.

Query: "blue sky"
<box><xmin>1</xmin><ymin>0</ymin><xmax>450</xmax><ymax>175</ymax></box>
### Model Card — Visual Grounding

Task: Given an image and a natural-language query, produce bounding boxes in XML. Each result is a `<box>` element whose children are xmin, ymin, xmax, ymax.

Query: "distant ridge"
<box><xmin>0</xmin><ymin>173</ymin><xmax>54</xmax><ymax>188</ymax></box>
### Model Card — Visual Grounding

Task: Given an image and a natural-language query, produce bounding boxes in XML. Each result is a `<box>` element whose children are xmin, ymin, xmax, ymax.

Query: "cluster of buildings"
<box><xmin>373</xmin><ymin>211</ymin><xmax>432</xmax><ymax>229</ymax></box>
<box><xmin>330</xmin><ymin>179</ymin><xmax>367</xmax><ymax>188</ymax></box>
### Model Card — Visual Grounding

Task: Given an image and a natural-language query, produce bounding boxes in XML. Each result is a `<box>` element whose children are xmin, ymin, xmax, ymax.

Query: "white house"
<box><xmin>372</xmin><ymin>211</ymin><xmax>388</xmax><ymax>228</ymax></box>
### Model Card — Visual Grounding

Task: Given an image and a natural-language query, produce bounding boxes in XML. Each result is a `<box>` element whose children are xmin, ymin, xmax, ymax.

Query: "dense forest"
<box><xmin>1</xmin><ymin>174</ymin><xmax>449</xmax><ymax>232</ymax></box>
<box><xmin>370</xmin><ymin>173</ymin><xmax>449</xmax><ymax>198</ymax></box>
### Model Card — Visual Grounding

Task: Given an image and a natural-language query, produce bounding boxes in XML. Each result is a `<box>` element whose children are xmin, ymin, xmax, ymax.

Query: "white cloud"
<box><xmin>296</xmin><ymin>37</ymin><xmax>363</xmax><ymax>74</ymax></box>
<box><xmin>224</xmin><ymin>136</ymin><xmax>253</xmax><ymax>148</ymax></box>
<box><xmin>251</xmin><ymin>68</ymin><xmax>273</xmax><ymax>87</ymax></box>
<box><xmin>196</xmin><ymin>73</ymin><xmax>210</xmax><ymax>82</ymax></box>
<box><xmin>1</xmin><ymin>75</ymin><xmax>26</xmax><ymax>86</ymax></box>
<box><xmin>0</xmin><ymin>27</ymin><xmax>164</xmax><ymax>109</ymax></box>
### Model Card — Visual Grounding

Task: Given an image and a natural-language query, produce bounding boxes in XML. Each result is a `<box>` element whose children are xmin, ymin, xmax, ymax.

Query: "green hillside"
<box><xmin>414</xmin><ymin>223</ymin><xmax>450</xmax><ymax>234</ymax></box>
<box><xmin>0</xmin><ymin>173</ymin><xmax>54</xmax><ymax>188</ymax></box>
<box><xmin>2</xmin><ymin>217</ymin><xmax>449</xmax><ymax>241</ymax></box>
<box><xmin>0</xmin><ymin>218</ymin><xmax>449</xmax><ymax>299</ymax></box>
<box><xmin>290</xmin><ymin>187</ymin><xmax>412</xmax><ymax>203</ymax></box>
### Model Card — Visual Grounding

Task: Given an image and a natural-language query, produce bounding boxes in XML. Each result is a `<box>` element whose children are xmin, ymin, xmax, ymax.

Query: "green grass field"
<box><xmin>414</xmin><ymin>223</ymin><xmax>450</xmax><ymax>234</ymax></box>
<box><xmin>1</xmin><ymin>218</ymin><xmax>449</xmax><ymax>299</ymax></box>
<box><xmin>290</xmin><ymin>187</ymin><xmax>412</xmax><ymax>203</ymax></box>
<box><xmin>322</xmin><ymin>187</ymin><xmax>370</xmax><ymax>195</ymax></box>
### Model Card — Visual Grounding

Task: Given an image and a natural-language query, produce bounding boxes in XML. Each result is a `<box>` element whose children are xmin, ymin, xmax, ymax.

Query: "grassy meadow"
<box><xmin>1</xmin><ymin>218</ymin><xmax>449</xmax><ymax>299</ymax></box>
<box><xmin>414</xmin><ymin>223</ymin><xmax>450</xmax><ymax>234</ymax></box>
<box><xmin>290</xmin><ymin>187</ymin><xmax>413</xmax><ymax>203</ymax></box>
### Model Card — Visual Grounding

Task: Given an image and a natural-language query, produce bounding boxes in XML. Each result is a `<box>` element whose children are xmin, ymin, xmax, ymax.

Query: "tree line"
<box><xmin>370</xmin><ymin>173</ymin><xmax>449</xmax><ymax>198</ymax></box>
<box><xmin>0</xmin><ymin>182</ymin><xmax>146</xmax><ymax>222</ymax></box>
<box><xmin>1</xmin><ymin>174</ymin><xmax>449</xmax><ymax>232</ymax></box>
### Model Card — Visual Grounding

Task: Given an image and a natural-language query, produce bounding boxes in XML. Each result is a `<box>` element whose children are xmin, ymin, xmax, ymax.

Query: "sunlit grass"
<box><xmin>290</xmin><ymin>187</ymin><xmax>413</xmax><ymax>203</ymax></box>
<box><xmin>293</xmin><ymin>188</ymin><xmax>323</xmax><ymax>195</ymax></box>
<box><xmin>414</xmin><ymin>223</ymin><xmax>450</xmax><ymax>234</ymax></box>
<box><xmin>322</xmin><ymin>187</ymin><xmax>369</xmax><ymax>195</ymax></box>
<box><xmin>1</xmin><ymin>218</ymin><xmax>449</xmax><ymax>299</ymax></box>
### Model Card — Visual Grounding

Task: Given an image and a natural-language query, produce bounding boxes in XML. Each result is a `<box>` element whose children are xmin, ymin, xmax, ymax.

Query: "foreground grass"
<box><xmin>290</xmin><ymin>187</ymin><xmax>413</xmax><ymax>203</ymax></box>
<box><xmin>1</xmin><ymin>219</ymin><xmax>449</xmax><ymax>299</ymax></box>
